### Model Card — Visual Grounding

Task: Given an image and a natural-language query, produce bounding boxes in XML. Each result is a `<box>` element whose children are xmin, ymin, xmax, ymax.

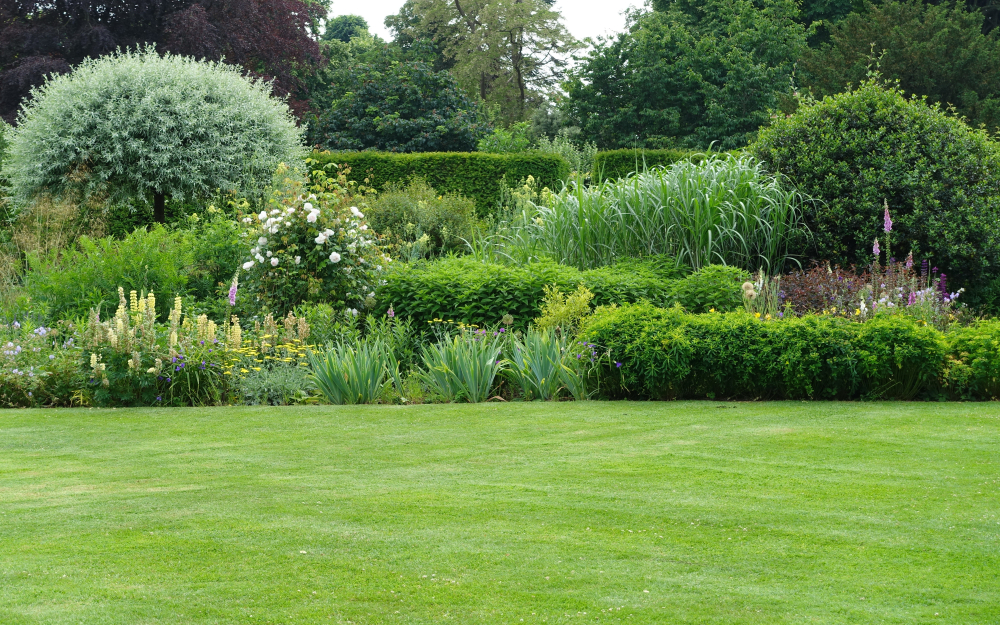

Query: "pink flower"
<box><xmin>883</xmin><ymin>207</ymin><xmax>892</xmax><ymax>233</ymax></box>
<box><xmin>873</xmin><ymin>238</ymin><xmax>880</xmax><ymax>257</ymax></box>
<box><xmin>387</xmin><ymin>306</ymin><xmax>395</xmax><ymax>318</ymax></box>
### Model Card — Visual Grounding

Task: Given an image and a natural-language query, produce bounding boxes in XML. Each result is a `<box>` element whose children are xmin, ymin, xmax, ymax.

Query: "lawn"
<box><xmin>0</xmin><ymin>402</ymin><xmax>997</xmax><ymax>624</ymax></box>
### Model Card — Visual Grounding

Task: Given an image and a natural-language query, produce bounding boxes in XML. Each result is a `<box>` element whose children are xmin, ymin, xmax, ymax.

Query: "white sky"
<box><xmin>334</xmin><ymin>0</ymin><xmax>642</xmax><ymax>43</ymax></box>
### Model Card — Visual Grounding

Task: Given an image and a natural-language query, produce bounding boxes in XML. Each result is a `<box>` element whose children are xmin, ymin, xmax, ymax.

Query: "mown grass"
<box><xmin>1</xmin><ymin>402</ymin><xmax>998</xmax><ymax>624</ymax></box>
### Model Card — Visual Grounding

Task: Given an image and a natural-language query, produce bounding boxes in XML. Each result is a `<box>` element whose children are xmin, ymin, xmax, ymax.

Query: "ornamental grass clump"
<box><xmin>308</xmin><ymin>338</ymin><xmax>403</xmax><ymax>405</ymax></box>
<box><xmin>483</xmin><ymin>154</ymin><xmax>809</xmax><ymax>273</ymax></box>
<box><xmin>239</xmin><ymin>163</ymin><xmax>391</xmax><ymax>314</ymax></box>
<box><xmin>418</xmin><ymin>328</ymin><xmax>506</xmax><ymax>403</ymax></box>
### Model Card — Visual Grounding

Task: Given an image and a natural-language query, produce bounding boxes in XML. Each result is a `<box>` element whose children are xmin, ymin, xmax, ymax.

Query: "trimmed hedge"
<box><xmin>308</xmin><ymin>151</ymin><xmax>570</xmax><ymax>215</ymax></box>
<box><xmin>592</xmin><ymin>148</ymin><xmax>702</xmax><ymax>182</ymax></box>
<box><xmin>375</xmin><ymin>257</ymin><xmax>747</xmax><ymax>329</ymax></box>
<box><xmin>580</xmin><ymin>302</ymin><xmax>1000</xmax><ymax>401</ymax></box>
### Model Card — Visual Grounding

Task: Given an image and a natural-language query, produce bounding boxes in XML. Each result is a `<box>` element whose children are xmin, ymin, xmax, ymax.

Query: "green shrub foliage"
<box><xmin>3</xmin><ymin>48</ymin><xmax>303</xmax><ymax>218</ymax></box>
<box><xmin>308</xmin><ymin>150</ymin><xmax>570</xmax><ymax>215</ymax></box>
<box><xmin>751</xmin><ymin>80</ymin><xmax>1000</xmax><ymax>295</ymax></box>
<box><xmin>367</xmin><ymin>180</ymin><xmax>479</xmax><ymax>259</ymax></box>
<box><xmin>375</xmin><ymin>257</ymin><xmax>744</xmax><ymax>329</ymax></box>
<box><xmin>592</xmin><ymin>149</ymin><xmax>701</xmax><ymax>182</ymax></box>
<box><xmin>581</xmin><ymin>303</ymin><xmax>950</xmax><ymax>400</ymax></box>
<box><xmin>306</xmin><ymin>57</ymin><xmax>490</xmax><ymax>153</ymax></box>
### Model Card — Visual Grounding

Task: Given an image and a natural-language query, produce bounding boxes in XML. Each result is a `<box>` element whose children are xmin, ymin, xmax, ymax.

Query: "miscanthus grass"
<box><xmin>475</xmin><ymin>154</ymin><xmax>810</xmax><ymax>273</ymax></box>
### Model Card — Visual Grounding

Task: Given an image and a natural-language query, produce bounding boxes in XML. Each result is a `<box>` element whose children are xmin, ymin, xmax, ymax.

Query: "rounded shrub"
<box><xmin>751</xmin><ymin>79</ymin><xmax>1000</xmax><ymax>297</ymax></box>
<box><xmin>2</xmin><ymin>47</ymin><xmax>303</xmax><ymax>224</ymax></box>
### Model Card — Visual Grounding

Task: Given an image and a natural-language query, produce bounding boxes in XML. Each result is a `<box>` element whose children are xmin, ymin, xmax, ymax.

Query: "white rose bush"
<box><xmin>239</xmin><ymin>167</ymin><xmax>390</xmax><ymax>314</ymax></box>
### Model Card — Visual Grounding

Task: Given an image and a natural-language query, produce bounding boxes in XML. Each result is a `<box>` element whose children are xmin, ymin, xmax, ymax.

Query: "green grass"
<box><xmin>1</xmin><ymin>402</ymin><xmax>998</xmax><ymax>624</ymax></box>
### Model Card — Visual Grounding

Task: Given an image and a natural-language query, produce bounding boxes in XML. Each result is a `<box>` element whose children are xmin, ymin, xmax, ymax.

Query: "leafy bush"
<box><xmin>306</xmin><ymin>56</ymin><xmax>491</xmax><ymax>153</ymax></box>
<box><xmin>580</xmin><ymin>303</ymin><xmax>949</xmax><ymax>400</ymax></box>
<box><xmin>0</xmin><ymin>320</ymin><xmax>83</xmax><ymax>408</ymax></box>
<box><xmin>534</xmin><ymin>284</ymin><xmax>595</xmax><ymax>334</ymax></box>
<box><xmin>366</xmin><ymin>180</ymin><xmax>479</xmax><ymax>260</ymax></box>
<box><xmin>751</xmin><ymin>79</ymin><xmax>1000</xmax><ymax>298</ymax></box>
<box><xmin>376</xmin><ymin>257</ymin><xmax>744</xmax><ymax>329</ymax></box>
<box><xmin>24</xmin><ymin>226</ymin><xmax>190</xmax><ymax>321</ymax></box>
<box><xmin>3</xmin><ymin>47</ymin><xmax>303</xmax><ymax>224</ymax></box>
<box><xmin>944</xmin><ymin>320</ymin><xmax>1000</xmax><ymax>400</ymax></box>
<box><xmin>477</xmin><ymin>122</ymin><xmax>534</xmax><ymax>154</ymax></box>
<box><xmin>485</xmin><ymin>154</ymin><xmax>809</xmax><ymax>273</ymax></box>
<box><xmin>669</xmin><ymin>265</ymin><xmax>750</xmax><ymax>313</ymax></box>
<box><xmin>536</xmin><ymin>130</ymin><xmax>598</xmax><ymax>177</ymax></box>
<box><xmin>307</xmin><ymin>150</ymin><xmax>570</xmax><ymax>215</ymax></box>
<box><xmin>592</xmin><ymin>149</ymin><xmax>701</xmax><ymax>182</ymax></box>
<box><xmin>238</xmin><ymin>165</ymin><xmax>391</xmax><ymax>315</ymax></box>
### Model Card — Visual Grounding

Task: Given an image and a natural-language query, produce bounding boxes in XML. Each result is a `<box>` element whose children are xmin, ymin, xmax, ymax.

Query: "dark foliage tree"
<box><xmin>322</xmin><ymin>14</ymin><xmax>369</xmax><ymax>43</ymax></box>
<box><xmin>801</xmin><ymin>0</ymin><xmax>1000</xmax><ymax>130</ymax></box>
<box><xmin>305</xmin><ymin>52</ymin><xmax>491</xmax><ymax>152</ymax></box>
<box><xmin>565</xmin><ymin>0</ymin><xmax>806</xmax><ymax>150</ymax></box>
<box><xmin>0</xmin><ymin>0</ymin><xmax>323</xmax><ymax>124</ymax></box>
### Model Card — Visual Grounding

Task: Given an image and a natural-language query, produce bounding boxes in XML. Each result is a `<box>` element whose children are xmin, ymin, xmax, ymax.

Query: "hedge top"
<box><xmin>308</xmin><ymin>150</ymin><xmax>570</xmax><ymax>214</ymax></box>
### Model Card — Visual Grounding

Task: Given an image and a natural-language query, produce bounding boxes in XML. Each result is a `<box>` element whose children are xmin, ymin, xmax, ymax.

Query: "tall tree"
<box><xmin>0</xmin><ymin>0</ymin><xmax>324</xmax><ymax>124</ymax></box>
<box><xmin>322</xmin><ymin>14</ymin><xmax>369</xmax><ymax>43</ymax></box>
<box><xmin>386</xmin><ymin>0</ymin><xmax>578</xmax><ymax>123</ymax></box>
<box><xmin>565</xmin><ymin>0</ymin><xmax>806</xmax><ymax>150</ymax></box>
<box><xmin>801</xmin><ymin>0</ymin><xmax>1000</xmax><ymax>129</ymax></box>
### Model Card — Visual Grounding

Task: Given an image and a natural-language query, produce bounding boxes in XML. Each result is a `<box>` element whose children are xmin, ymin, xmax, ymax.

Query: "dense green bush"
<box><xmin>751</xmin><ymin>79</ymin><xmax>1000</xmax><ymax>297</ymax></box>
<box><xmin>580</xmin><ymin>303</ymin><xmax>950</xmax><ymax>400</ymax></box>
<box><xmin>24</xmin><ymin>227</ymin><xmax>190</xmax><ymax>321</ymax></box>
<box><xmin>367</xmin><ymin>180</ymin><xmax>479</xmax><ymax>260</ymax></box>
<box><xmin>3</xmin><ymin>48</ymin><xmax>303</xmax><ymax>224</ymax></box>
<box><xmin>376</xmin><ymin>257</ymin><xmax>743</xmax><ymax>329</ymax></box>
<box><xmin>592</xmin><ymin>149</ymin><xmax>701</xmax><ymax>182</ymax></box>
<box><xmin>943</xmin><ymin>320</ymin><xmax>1000</xmax><ymax>400</ymax></box>
<box><xmin>308</xmin><ymin>150</ymin><xmax>570</xmax><ymax>215</ymax></box>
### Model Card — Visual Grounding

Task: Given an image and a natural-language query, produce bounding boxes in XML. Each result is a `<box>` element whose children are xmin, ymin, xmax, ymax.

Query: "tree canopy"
<box><xmin>3</xmin><ymin>49</ymin><xmax>303</xmax><ymax>222</ymax></box>
<box><xmin>322</xmin><ymin>15</ymin><xmax>370</xmax><ymax>43</ymax></box>
<box><xmin>801</xmin><ymin>0</ymin><xmax>1000</xmax><ymax>130</ymax></box>
<box><xmin>0</xmin><ymin>0</ymin><xmax>323</xmax><ymax>123</ymax></box>
<box><xmin>305</xmin><ymin>52</ymin><xmax>491</xmax><ymax>152</ymax></box>
<box><xmin>565</xmin><ymin>0</ymin><xmax>806</xmax><ymax>150</ymax></box>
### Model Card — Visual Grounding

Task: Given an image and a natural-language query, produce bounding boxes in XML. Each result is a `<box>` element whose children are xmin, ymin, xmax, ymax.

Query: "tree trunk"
<box><xmin>154</xmin><ymin>193</ymin><xmax>166</xmax><ymax>224</ymax></box>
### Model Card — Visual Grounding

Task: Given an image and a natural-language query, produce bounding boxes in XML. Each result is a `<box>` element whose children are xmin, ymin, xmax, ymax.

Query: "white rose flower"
<box><xmin>329</xmin><ymin>251</ymin><xmax>342</xmax><ymax>263</ymax></box>
<box><xmin>360</xmin><ymin>224</ymin><xmax>368</xmax><ymax>231</ymax></box>
<box><xmin>315</xmin><ymin>234</ymin><xmax>327</xmax><ymax>245</ymax></box>
<box><xmin>350</xmin><ymin>206</ymin><xmax>363</xmax><ymax>218</ymax></box>
<box><xmin>258</xmin><ymin>237</ymin><xmax>267</xmax><ymax>245</ymax></box>
<box><xmin>270</xmin><ymin>257</ymin><xmax>279</xmax><ymax>267</ymax></box>
<box><xmin>270</xmin><ymin>209</ymin><xmax>280</xmax><ymax>216</ymax></box>
<box><xmin>295</xmin><ymin>256</ymin><xmax>301</xmax><ymax>264</ymax></box>
<box><xmin>256</xmin><ymin>254</ymin><xmax>265</xmax><ymax>263</ymax></box>
<box><xmin>242</xmin><ymin>260</ymin><xmax>255</xmax><ymax>270</ymax></box>
<box><xmin>303</xmin><ymin>202</ymin><xmax>313</xmax><ymax>211</ymax></box>
<box><xmin>307</xmin><ymin>212</ymin><xmax>318</xmax><ymax>223</ymax></box>
<box><xmin>258</xmin><ymin>211</ymin><xmax>267</xmax><ymax>221</ymax></box>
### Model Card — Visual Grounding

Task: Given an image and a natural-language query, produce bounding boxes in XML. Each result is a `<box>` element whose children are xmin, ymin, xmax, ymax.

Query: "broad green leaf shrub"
<box><xmin>24</xmin><ymin>226</ymin><xmax>191</xmax><ymax>321</ymax></box>
<box><xmin>477</xmin><ymin>122</ymin><xmax>534</xmax><ymax>154</ymax></box>
<box><xmin>0</xmin><ymin>320</ymin><xmax>83</xmax><ymax>408</ymax></box>
<box><xmin>307</xmin><ymin>151</ymin><xmax>570</xmax><ymax>215</ymax></box>
<box><xmin>941</xmin><ymin>320</ymin><xmax>1000</xmax><ymax>400</ymax></box>
<box><xmin>751</xmin><ymin>79</ymin><xmax>1000</xmax><ymax>299</ymax></box>
<box><xmin>375</xmin><ymin>257</ymin><xmax>745</xmax><ymax>329</ymax></box>
<box><xmin>580</xmin><ymin>303</ymin><xmax>950</xmax><ymax>400</ymax></box>
<box><xmin>3</xmin><ymin>47</ymin><xmax>303</xmax><ymax>219</ymax></box>
<box><xmin>366</xmin><ymin>180</ymin><xmax>479</xmax><ymax>260</ymax></box>
<box><xmin>592</xmin><ymin>149</ymin><xmax>702</xmax><ymax>182</ymax></box>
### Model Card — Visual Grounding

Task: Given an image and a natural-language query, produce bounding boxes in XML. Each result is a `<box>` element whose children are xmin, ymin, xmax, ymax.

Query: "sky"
<box><xmin>336</xmin><ymin>0</ymin><xmax>642</xmax><ymax>43</ymax></box>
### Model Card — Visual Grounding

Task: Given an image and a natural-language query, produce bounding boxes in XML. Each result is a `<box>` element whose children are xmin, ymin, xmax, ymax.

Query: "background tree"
<box><xmin>3</xmin><ymin>49</ymin><xmax>303</xmax><ymax>224</ymax></box>
<box><xmin>565</xmin><ymin>0</ymin><xmax>806</xmax><ymax>150</ymax></box>
<box><xmin>322</xmin><ymin>15</ymin><xmax>370</xmax><ymax>43</ymax></box>
<box><xmin>386</xmin><ymin>0</ymin><xmax>578</xmax><ymax>124</ymax></box>
<box><xmin>0</xmin><ymin>0</ymin><xmax>323</xmax><ymax>124</ymax></box>
<box><xmin>305</xmin><ymin>51</ymin><xmax>491</xmax><ymax>152</ymax></box>
<box><xmin>801</xmin><ymin>0</ymin><xmax>1000</xmax><ymax>129</ymax></box>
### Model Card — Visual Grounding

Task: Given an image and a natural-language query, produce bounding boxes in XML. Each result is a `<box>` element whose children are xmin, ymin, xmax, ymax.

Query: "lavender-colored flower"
<box><xmin>905</xmin><ymin>252</ymin><xmax>913</xmax><ymax>270</ymax></box>
<box><xmin>387</xmin><ymin>306</ymin><xmax>395</xmax><ymax>318</ymax></box>
<box><xmin>939</xmin><ymin>273</ymin><xmax>947</xmax><ymax>297</ymax></box>
<box><xmin>615</xmin><ymin>362</ymin><xmax>623</xmax><ymax>368</ymax></box>
<box><xmin>883</xmin><ymin>207</ymin><xmax>892</xmax><ymax>233</ymax></box>
<box><xmin>228</xmin><ymin>283</ymin><xmax>238</xmax><ymax>306</ymax></box>
<box><xmin>921</xmin><ymin>259</ymin><xmax>928</xmax><ymax>277</ymax></box>
<box><xmin>908</xmin><ymin>292</ymin><xmax>916</xmax><ymax>306</ymax></box>
<box><xmin>873</xmin><ymin>238</ymin><xmax>880</xmax><ymax>257</ymax></box>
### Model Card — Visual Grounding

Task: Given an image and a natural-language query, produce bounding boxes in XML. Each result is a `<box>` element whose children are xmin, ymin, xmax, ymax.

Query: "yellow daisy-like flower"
<box><xmin>754</xmin><ymin>312</ymin><xmax>761</xmax><ymax>319</ymax></box>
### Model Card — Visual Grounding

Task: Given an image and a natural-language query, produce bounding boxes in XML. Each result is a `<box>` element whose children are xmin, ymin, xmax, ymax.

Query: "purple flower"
<box><xmin>908</xmin><ymin>292</ymin><xmax>916</xmax><ymax>306</ymax></box>
<box><xmin>905</xmin><ymin>253</ymin><xmax>913</xmax><ymax>270</ymax></box>
<box><xmin>615</xmin><ymin>362</ymin><xmax>623</xmax><ymax>368</ymax></box>
<box><xmin>883</xmin><ymin>207</ymin><xmax>892</xmax><ymax>233</ymax></box>
<box><xmin>156</xmin><ymin>396</ymin><xmax>162</xmax><ymax>402</ymax></box>
<box><xmin>921</xmin><ymin>259</ymin><xmax>928</xmax><ymax>276</ymax></box>
<box><xmin>939</xmin><ymin>273</ymin><xmax>947</xmax><ymax>297</ymax></box>
<box><xmin>387</xmin><ymin>306</ymin><xmax>395</xmax><ymax>318</ymax></box>
<box><xmin>228</xmin><ymin>283</ymin><xmax>238</xmax><ymax>307</ymax></box>
<box><xmin>873</xmin><ymin>238</ymin><xmax>880</xmax><ymax>257</ymax></box>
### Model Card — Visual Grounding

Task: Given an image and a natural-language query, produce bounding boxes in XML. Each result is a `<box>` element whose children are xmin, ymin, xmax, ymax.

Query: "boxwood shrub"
<box><xmin>580</xmin><ymin>302</ymin><xmax>956</xmax><ymax>401</ymax></box>
<box><xmin>375</xmin><ymin>257</ymin><xmax>748</xmax><ymax>329</ymax></box>
<box><xmin>308</xmin><ymin>151</ymin><xmax>570</xmax><ymax>215</ymax></box>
